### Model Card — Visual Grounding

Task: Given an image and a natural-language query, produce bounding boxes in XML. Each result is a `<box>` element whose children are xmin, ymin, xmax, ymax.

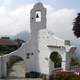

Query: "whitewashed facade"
<box><xmin>0</xmin><ymin>2</ymin><xmax>76</xmax><ymax>77</ymax></box>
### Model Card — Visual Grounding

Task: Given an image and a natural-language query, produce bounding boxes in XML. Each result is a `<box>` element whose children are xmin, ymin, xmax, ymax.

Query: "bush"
<box><xmin>0</xmin><ymin>45</ymin><xmax>17</xmax><ymax>56</ymax></box>
<box><xmin>49</xmin><ymin>72</ymin><xmax>79</xmax><ymax>80</ymax></box>
<box><xmin>70</xmin><ymin>57</ymin><xmax>80</xmax><ymax>66</ymax></box>
<box><xmin>25</xmin><ymin>71</ymin><xmax>41</xmax><ymax>78</ymax></box>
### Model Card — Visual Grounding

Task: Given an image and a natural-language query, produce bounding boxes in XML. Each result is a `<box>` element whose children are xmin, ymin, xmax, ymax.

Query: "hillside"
<box><xmin>11</xmin><ymin>31</ymin><xmax>30</xmax><ymax>41</ymax></box>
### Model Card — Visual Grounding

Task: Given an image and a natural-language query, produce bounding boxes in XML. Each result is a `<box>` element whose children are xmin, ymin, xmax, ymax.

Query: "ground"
<box><xmin>5</xmin><ymin>61</ymin><xmax>42</xmax><ymax>80</ymax></box>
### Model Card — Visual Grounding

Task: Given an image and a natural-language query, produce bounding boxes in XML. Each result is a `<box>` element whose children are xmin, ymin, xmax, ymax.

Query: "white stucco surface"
<box><xmin>0</xmin><ymin>2</ymin><xmax>76</xmax><ymax>77</ymax></box>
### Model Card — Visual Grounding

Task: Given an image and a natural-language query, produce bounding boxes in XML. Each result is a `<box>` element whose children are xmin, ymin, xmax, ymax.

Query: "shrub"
<box><xmin>49</xmin><ymin>72</ymin><xmax>79</xmax><ymax>80</ymax></box>
<box><xmin>25</xmin><ymin>71</ymin><xmax>41</xmax><ymax>78</ymax></box>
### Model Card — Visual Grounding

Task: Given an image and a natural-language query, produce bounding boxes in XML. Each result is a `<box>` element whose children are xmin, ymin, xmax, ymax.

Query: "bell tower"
<box><xmin>30</xmin><ymin>2</ymin><xmax>46</xmax><ymax>34</ymax></box>
<box><xmin>30</xmin><ymin>2</ymin><xmax>47</xmax><ymax>51</ymax></box>
<box><xmin>30</xmin><ymin>2</ymin><xmax>47</xmax><ymax>72</ymax></box>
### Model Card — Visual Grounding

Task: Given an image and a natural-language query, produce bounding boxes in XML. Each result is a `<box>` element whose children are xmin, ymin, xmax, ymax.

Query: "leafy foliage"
<box><xmin>25</xmin><ymin>71</ymin><xmax>41</xmax><ymax>78</ymax></box>
<box><xmin>50</xmin><ymin>52</ymin><xmax>62</xmax><ymax>68</ymax></box>
<box><xmin>49</xmin><ymin>72</ymin><xmax>79</xmax><ymax>80</ymax></box>
<box><xmin>14</xmin><ymin>38</ymin><xmax>25</xmax><ymax>47</ymax></box>
<box><xmin>73</xmin><ymin>13</ymin><xmax>80</xmax><ymax>38</ymax></box>
<box><xmin>70</xmin><ymin>57</ymin><xmax>80</xmax><ymax>66</ymax></box>
<box><xmin>0</xmin><ymin>45</ymin><xmax>17</xmax><ymax>56</ymax></box>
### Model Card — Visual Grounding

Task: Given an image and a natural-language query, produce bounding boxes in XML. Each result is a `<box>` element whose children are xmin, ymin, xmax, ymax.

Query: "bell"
<box><xmin>36</xmin><ymin>14</ymin><xmax>39</xmax><ymax>18</ymax></box>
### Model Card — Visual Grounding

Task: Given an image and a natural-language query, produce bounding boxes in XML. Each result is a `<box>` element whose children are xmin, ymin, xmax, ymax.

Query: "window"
<box><xmin>26</xmin><ymin>53</ymin><xmax>30</xmax><ymax>59</ymax></box>
<box><xmin>26</xmin><ymin>56</ymin><xmax>30</xmax><ymax>59</ymax></box>
<box><xmin>26</xmin><ymin>53</ymin><xmax>34</xmax><ymax>59</ymax></box>
<box><xmin>31</xmin><ymin>53</ymin><xmax>34</xmax><ymax>55</ymax></box>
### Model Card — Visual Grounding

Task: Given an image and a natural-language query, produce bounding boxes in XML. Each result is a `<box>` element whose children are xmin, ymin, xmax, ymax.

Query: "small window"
<box><xmin>26</xmin><ymin>53</ymin><xmax>30</xmax><ymax>59</ymax></box>
<box><xmin>26</xmin><ymin>56</ymin><xmax>30</xmax><ymax>59</ymax></box>
<box><xmin>31</xmin><ymin>53</ymin><xmax>34</xmax><ymax>55</ymax></box>
<box><xmin>27</xmin><ymin>53</ymin><xmax>30</xmax><ymax>56</ymax></box>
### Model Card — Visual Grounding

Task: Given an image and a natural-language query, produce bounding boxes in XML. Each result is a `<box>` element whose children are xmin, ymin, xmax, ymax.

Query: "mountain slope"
<box><xmin>12</xmin><ymin>31</ymin><xmax>30</xmax><ymax>41</ymax></box>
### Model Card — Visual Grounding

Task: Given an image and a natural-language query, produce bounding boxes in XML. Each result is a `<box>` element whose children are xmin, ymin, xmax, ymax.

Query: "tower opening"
<box><xmin>35</xmin><ymin>11</ymin><xmax>41</xmax><ymax>22</ymax></box>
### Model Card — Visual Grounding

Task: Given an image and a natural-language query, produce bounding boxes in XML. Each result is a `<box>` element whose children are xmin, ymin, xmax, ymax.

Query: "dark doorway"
<box><xmin>50</xmin><ymin>51</ymin><xmax>62</xmax><ymax>68</ymax></box>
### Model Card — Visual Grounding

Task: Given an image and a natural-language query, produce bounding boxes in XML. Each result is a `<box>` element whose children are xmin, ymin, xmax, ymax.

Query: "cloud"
<box><xmin>46</xmin><ymin>7</ymin><xmax>79</xmax><ymax>45</ymax></box>
<box><xmin>0</xmin><ymin>0</ymin><xmax>13</xmax><ymax>12</ymax></box>
<box><xmin>47</xmin><ymin>8</ymin><xmax>76</xmax><ymax>38</ymax></box>
<box><xmin>0</xmin><ymin>4</ymin><xmax>33</xmax><ymax>36</ymax></box>
<box><xmin>0</xmin><ymin>3</ymin><xmax>78</xmax><ymax>45</ymax></box>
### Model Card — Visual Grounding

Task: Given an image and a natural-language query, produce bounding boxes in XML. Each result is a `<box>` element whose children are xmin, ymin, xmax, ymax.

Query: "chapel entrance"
<box><xmin>49</xmin><ymin>51</ymin><xmax>62</xmax><ymax>74</ymax></box>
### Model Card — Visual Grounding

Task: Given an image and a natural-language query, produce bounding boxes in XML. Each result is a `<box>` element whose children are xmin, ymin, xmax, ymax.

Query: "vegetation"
<box><xmin>25</xmin><ymin>71</ymin><xmax>80</xmax><ymax>80</ymax></box>
<box><xmin>50</xmin><ymin>52</ymin><xmax>62</xmax><ymax>68</ymax></box>
<box><xmin>14</xmin><ymin>38</ymin><xmax>25</xmax><ymax>47</ymax></box>
<box><xmin>25</xmin><ymin>71</ymin><xmax>41</xmax><ymax>78</ymax></box>
<box><xmin>70</xmin><ymin>57</ymin><xmax>80</xmax><ymax>66</ymax></box>
<box><xmin>25</xmin><ymin>71</ymin><xmax>49</xmax><ymax>79</ymax></box>
<box><xmin>49</xmin><ymin>72</ymin><xmax>79</xmax><ymax>80</ymax></box>
<box><xmin>0</xmin><ymin>45</ymin><xmax>17</xmax><ymax>56</ymax></box>
<box><xmin>0</xmin><ymin>37</ymin><xmax>25</xmax><ymax>56</ymax></box>
<box><xmin>73</xmin><ymin>13</ymin><xmax>80</xmax><ymax>38</ymax></box>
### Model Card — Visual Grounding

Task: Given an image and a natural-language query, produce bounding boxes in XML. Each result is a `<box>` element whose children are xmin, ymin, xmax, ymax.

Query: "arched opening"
<box><xmin>50</xmin><ymin>51</ymin><xmax>62</xmax><ymax>68</ymax></box>
<box><xmin>7</xmin><ymin>55</ymin><xmax>26</xmax><ymax>78</ymax></box>
<box><xmin>8</xmin><ymin>55</ymin><xmax>24</xmax><ymax>68</ymax></box>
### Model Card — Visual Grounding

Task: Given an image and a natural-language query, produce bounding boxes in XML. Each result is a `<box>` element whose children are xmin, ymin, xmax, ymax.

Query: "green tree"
<box><xmin>14</xmin><ymin>38</ymin><xmax>25</xmax><ymax>47</ymax></box>
<box><xmin>49</xmin><ymin>72</ymin><xmax>79</xmax><ymax>80</ymax></box>
<box><xmin>50</xmin><ymin>52</ymin><xmax>62</xmax><ymax>68</ymax></box>
<box><xmin>73</xmin><ymin>13</ymin><xmax>80</xmax><ymax>38</ymax></box>
<box><xmin>70</xmin><ymin>57</ymin><xmax>80</xmax><ymax>66</ymax></box>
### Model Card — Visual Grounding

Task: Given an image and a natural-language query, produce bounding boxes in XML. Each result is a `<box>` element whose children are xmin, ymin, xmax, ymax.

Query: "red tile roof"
<box><xmin>0</xmin><ymin>38</ymin><xmax>18</xmax><ymax>46</ymax></box>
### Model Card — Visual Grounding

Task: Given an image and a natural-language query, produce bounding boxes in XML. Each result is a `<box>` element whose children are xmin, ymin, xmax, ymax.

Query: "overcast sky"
<box><xmin>0</xmin><ymin>0</ymin><xmax>80</xmax><ymax>45</ymax></box>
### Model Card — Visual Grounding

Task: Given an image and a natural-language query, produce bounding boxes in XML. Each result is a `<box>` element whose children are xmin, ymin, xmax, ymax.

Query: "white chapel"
<box><xmin>0</xmin><ymin>2</ymin><xmax>76</xmax><ymax>77</ymax></box>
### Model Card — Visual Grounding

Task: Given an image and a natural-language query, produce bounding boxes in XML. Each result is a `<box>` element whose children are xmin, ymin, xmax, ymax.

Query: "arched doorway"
<box><xmin>7</xmin><ymin>55</ymin><xmax>24</xmax><ymax>68</ymax></box>
<box><xmin>7</xmin><ymin>55</ymin><xmax>26</xmax><ymax>78</ymax></box>
<box><xmin>50</xmin><ymin>51</ymin><xmax>62</xmax><ymax>68</ymax></box>
<box><xmin>49</xmin><ymin>51</ymin><xmax>62</xmax><ymax>74</ymax></box>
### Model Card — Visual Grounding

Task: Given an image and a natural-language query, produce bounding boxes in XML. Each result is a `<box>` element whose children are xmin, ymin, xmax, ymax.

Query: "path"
<box><xmin>6</xmin><ymin>61</ymin><xmax>42</xmax><ymax>80</ymax></box>
<box><xmin>8</xmin><ymin>61</ymin><xmax>26</xmax><ymax>78</ymax></box>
